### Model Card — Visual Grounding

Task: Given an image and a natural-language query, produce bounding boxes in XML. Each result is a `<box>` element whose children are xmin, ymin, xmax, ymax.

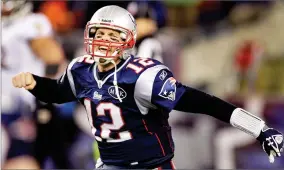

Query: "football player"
<box><xmin>2</xmin><ymin>0</ymin><xmax>65</xmax><ymax>169</ymax></box>
<box><xmin>12</xmin><ymin>5</ymin><xmax>283</xmax><ymax>169</ymax></box>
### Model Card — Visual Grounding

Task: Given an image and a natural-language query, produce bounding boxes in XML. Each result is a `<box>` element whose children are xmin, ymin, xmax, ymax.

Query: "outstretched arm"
<box><xmin>12</xmin><ymin>72</ymin><xmax>76</xmax><ymax>104</ymax></box>
<box><xmin>174</xmin><ymin>86</ymin><xmax>284</xmax><ymax>163</ymax></box>
<box><xmin>174</xmin><ymin>86</ymin><xmax>236</xmax><ymax>123</ymax></box>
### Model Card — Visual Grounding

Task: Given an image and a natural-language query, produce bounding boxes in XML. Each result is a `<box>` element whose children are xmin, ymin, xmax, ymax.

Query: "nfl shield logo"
<box><xmin>158</xmin><ymin>77</ymin><xmax>177</xmax><ymax>101</ymax></box>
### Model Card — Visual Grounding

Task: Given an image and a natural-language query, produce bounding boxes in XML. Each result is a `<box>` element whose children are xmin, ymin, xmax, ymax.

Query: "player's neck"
<box><xmin>97</xmin><ymin>59</ymin><xmax>122</xmax><ymax>72</ymax></box>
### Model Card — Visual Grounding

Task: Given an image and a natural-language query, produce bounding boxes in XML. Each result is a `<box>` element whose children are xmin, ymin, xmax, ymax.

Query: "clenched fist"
<box><xmin>12</xmin><ymin>72</ymin><xmax>36</xmax><ymax>90</ymax></box>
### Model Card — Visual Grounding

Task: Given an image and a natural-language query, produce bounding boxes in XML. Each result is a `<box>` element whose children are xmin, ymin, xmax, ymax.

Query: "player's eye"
<box><xmin>95</xmin><ymin>35</ymin><xmax>102</xmax><ymax>39</ymax></box>
<box><xmin>111</xmin><ymin>37</ymin><xmax>119</xmax><ymax>42</ymax></box>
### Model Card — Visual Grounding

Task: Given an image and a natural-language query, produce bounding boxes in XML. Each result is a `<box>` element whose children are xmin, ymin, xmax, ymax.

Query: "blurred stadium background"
<box><xmin>2</xmin><ymin>0</ymin><xmax>284</xmax><ymax>169</ymax></box>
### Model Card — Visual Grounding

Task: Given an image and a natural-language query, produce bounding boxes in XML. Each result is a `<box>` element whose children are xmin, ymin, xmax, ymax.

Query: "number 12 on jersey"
<box><xmin>84</xmin><ymin>99</ymin><xmax>132</xmax><ymax>143</ymax></box>
<box><xmin>126</xmin><ymin>58</ymin><xmax>154</xmax><ymax>74</ymax></box>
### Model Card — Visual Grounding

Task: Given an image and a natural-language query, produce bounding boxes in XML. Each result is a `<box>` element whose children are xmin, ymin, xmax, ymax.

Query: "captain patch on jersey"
<box><xmin>158</xmin><ymin>77</ymin><xmax>176</xmax><ymax>101</ymax></box>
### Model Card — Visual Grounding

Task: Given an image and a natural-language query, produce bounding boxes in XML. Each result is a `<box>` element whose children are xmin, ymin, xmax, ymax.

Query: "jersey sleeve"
<box><xmin>134</xmin><ymin>65</ymin><xmax>186</xmax><ymax>114</ymax></box>
<box><xmin>20</xmin><ymin>13</ymin><xmax>53</xmax><ymax>40</ymax></box>
<box><xmin>30</xmin><ymin>71</ymin><xmax>76</xmax><ymax>104</ymax></box>
<box><xmin>29</xmin><ymin>58</ymin><xmax>79</xmax><ymax>104</ymax></box>
<box><xmin>59</xmin><ymin>57</ymin><xmax>79</xmax><ymax>97</ymax></box>
<box><xmin>151</xmin><ymin>69</ymin><xmax>186</xmax><ymax>111</ymax></box>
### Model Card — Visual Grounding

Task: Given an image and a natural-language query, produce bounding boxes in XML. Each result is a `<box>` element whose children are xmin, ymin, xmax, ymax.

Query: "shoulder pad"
<box><xmin>67</xmin><ymin>55</ymin><xmax>95</xmax><ymax>71</ymax></box>
<box><xmin>76</xmin><ymin>55</ymin><xmax>95</xmax><ymax>64</ymax></box>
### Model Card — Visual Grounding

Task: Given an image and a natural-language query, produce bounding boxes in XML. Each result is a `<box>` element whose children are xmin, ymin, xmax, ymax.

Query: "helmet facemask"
<box><xmin>84</xmin><ymin>22</ymin><xmax>135</xmax><ymax>65</ymax></box>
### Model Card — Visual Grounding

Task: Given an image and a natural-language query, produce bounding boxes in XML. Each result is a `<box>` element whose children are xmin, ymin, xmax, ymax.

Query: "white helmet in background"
<box><xmin>84</xmin><ymin>5</ymin><xmax>137</xmax><ymax>63</ymax></box>
<box><xmin>2</xmin><ymin>0</ymin><xmax>33</xmax><ymax>26</ymax></box>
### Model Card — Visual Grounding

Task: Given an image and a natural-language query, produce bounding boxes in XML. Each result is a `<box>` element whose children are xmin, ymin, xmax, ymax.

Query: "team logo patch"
<box><xmin>108</xmin><ymin>86</ymin><xmax>127</xmax><ymax>100</ymax></box>
<box><xmin>93</xmin><ymin>91</ymin><xmax>102</xmax><ymax>101</ymax></box>
<box><xmin>158</xmin><ymin>77</ymin><xmax>176</xmax><ymax>101</ymax></box>
<box><xmin>159</xmin><ymin>70</ymin><xmax>167</xmax><ymax>80</ymax></box>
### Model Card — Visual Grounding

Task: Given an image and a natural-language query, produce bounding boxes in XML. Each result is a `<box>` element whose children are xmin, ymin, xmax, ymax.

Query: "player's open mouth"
<box><xmin>98</xmin><ymin>46</ymin><xmax>109</xmax><ymax>53</ymax></box>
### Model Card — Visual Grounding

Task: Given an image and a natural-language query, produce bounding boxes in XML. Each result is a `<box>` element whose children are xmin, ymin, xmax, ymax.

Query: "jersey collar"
<box><xmin>93</xmin><ymin>56</ymin><xmax>132</xmax><ymax>88</ymax></box>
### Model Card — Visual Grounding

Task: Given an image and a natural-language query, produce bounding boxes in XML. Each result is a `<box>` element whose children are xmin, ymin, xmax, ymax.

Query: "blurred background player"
<box><xmin>214</xmin><ymin>40</ymin><xmax>265</xmax><ymax>169</ymax></box>
<box><xmin>1</xmin><ymin>0</ymin><xmax>66</xmax><ymax>169</ymax></box>
<box><xmin>30</xmin><ymin>1</ymin><xmax>78</xmax><ymax>169</ymax></box>
<box><xmin>127</xmin><ymin>0</ymin><xmax>166</xmax><ymax>62</ymax></box>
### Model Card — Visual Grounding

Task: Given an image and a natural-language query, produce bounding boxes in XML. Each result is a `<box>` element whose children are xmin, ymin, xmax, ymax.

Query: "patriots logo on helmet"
<box><xmin>158</xmin><ymin>77</ymin><xmax>177</xmax><ymax>101</ymax></box>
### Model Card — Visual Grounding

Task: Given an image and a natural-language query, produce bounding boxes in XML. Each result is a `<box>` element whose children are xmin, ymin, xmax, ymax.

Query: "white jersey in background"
<box><xmin>2</xmin><ymin>13</ymin><xmax>53</xmax><ymax>113</ymax></box>
<box><xmin>133</xmin><ymin>37</ymin><xmax>164</xmax><ymax>63</ymax></box>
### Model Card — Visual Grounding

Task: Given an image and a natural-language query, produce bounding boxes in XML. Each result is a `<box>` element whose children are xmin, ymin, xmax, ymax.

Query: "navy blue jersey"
<box><xmin>60</xmin><ymin>55</ymin><xmax>186</xmax><ymax>168</ymax></box>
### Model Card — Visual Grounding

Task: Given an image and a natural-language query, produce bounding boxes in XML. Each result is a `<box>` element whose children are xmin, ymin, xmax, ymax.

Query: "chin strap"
<box><xmin>93</xmin><ymin>50</ymin><xmax>120</xmax><ymax>65</ymax></box>
<box><xmin>110</xmin><ymin>60</ymin><xmax>122</xmax><ymax>103</ymax></box>
<box><xmin>93</xmin><ymin>49</ymin><xmax>123</xmax><ymax>102</ymax></box>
